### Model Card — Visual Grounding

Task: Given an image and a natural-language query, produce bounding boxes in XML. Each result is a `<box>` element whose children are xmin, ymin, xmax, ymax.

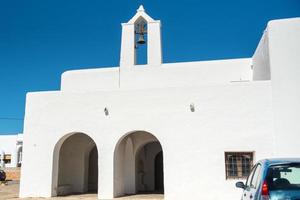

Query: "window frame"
<box><xmin>225</xmin><ymin>151</ymin><xmax>254</xmax><ymax>180</ymax></box>
<box><xmin>3</xmin><ymin>154</ymin><xmax>11</xmax><ymax>164</ymax></box>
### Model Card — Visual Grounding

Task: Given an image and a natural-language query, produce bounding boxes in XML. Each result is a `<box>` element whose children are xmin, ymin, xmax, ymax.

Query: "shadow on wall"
<box><xmin>51</xmin><ymin>131</ymin><xmax>164</xmax><ymax>198</ymax></box>
<box><xmin>114</xmin><ymin>131</ymin><xmax>164</xmax><ymax>198</ymax></box>
<box><xmin>52</xmin><ymin>133</ymin><xmax>98</xmax><ymax>196</ymax></box>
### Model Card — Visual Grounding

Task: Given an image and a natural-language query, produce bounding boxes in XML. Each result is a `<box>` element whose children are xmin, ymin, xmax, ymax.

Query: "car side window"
<box><xmin>250</xmin><ymin>164</ymin><xmax>262</xmax><ymax>189</ymax></box>
<box><xmin>246</xmin><ymin>164</ymin><xmax>257</xmax><ymax>187</ymax></box>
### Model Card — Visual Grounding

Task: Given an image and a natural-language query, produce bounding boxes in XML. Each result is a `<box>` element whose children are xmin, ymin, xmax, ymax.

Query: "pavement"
<box><xmin>0</xmin><ymin>181</ymin><xmax>164</xmax><ymax>200</ymax></box>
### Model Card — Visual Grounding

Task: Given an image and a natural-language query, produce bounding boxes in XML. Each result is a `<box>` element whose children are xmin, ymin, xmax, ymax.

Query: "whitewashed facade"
<box><xmin>0</xmin><ymin>134</ymin><xmax>23</xmax><ymax>168</ymax></box>
<box><xmin>20</xmin><ymin>6</ymin><xmax>300</xmax><ymax>200</ymax></box>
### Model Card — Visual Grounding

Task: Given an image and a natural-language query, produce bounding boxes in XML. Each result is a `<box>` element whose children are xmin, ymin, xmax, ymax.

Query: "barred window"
<box><xmin>225</xmin><ymin>152</ymin><xmax>254</xmax><ymax>179</ymax></box>
<box><xmin>3</xmin><ymin>154</ymin><xmax>11</xmax><ymax>164</ymax></box>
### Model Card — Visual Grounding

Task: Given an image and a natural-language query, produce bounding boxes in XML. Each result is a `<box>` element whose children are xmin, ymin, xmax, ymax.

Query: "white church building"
<box><xmin>20</xmin><ymin>6</ymin><xmax>300</xmax><ymax>200</ymax></box>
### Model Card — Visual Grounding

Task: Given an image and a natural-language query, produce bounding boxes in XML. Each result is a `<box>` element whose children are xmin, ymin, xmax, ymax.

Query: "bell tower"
<box><xmin>120</xmin><ymin>5</ymin><xmax>162</xmax><ymax>67</ymax></box>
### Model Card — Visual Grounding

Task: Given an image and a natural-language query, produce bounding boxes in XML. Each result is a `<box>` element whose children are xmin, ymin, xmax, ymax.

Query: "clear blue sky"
<box><xmin>0</xmin><ymin>0</ymin><xmax>300</xmax><ymax>134</ymax></box>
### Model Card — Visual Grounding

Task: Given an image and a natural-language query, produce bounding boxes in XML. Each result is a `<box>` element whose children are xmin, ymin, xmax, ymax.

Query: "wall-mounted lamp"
<box><xmin>104</xmin><ymin>107</ymin><xmax>109</xmax><ymax>116</ymax></box>
<box><xmin>190</xmin><ymin>103</ymin><xmax>195</xmax><ymax>112</ymax></box>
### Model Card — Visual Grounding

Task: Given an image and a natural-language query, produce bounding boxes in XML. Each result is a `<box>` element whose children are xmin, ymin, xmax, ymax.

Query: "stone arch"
<box><xmin>52</xmin><ymin>132</ymin><xmax>99</xmax><ymax>196</ymax></box>
<box><xmin>113</xmin><ymin>130</ymin><xmax>164</xmax><ymax>198</ymax></box>
<box><xmin>134</xmin><ymin>16</ymin><xmax>148</xmax><ymax>65</ymax></box>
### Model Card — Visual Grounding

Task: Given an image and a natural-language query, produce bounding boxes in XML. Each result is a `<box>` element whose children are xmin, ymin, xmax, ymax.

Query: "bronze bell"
<box><xmin>137</xmin><ymin>34</ymin><xmax>146</xmax><ymax>44</ymax></box>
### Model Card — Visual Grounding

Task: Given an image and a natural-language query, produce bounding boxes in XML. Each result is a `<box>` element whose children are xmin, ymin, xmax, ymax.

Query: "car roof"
<box><xmin>258</xmin><ymin>158</ymin><xmax>300</xmax><ymax>166</ymax></box>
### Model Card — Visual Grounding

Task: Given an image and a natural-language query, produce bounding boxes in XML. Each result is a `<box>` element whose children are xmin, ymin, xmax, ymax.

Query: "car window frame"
<box><xmin>250</xmin><ymin>163</ymin><xmax>262</xmax><ymax>189</ymax></box>
<box><xmin>246</xmin><ymin>164</ymin><xmax>257</xmax><ymax>188</ymax></box>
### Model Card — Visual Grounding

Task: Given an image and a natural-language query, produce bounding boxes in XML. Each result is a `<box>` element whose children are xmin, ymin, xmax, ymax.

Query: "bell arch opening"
<box><xmin>134</xmin><ymin>17</ymin><xmax>148</xmax><ymax>65</ymax></box>
<box><xmin>114</xmin><ymin>131</ymin><xmax>164</xmax><ymax>198</ymax></box>
<box><xmin>52</xmin><ymin>133</ymin><xmax>98</xmax><ymax>196</ymax></box>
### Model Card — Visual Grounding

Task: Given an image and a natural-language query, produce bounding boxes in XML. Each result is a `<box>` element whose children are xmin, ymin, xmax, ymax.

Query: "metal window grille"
<box><xmin>3</xmin><ymin>154</ymin><xmax>11</xmax><ymax>164</ymax></box>
<box><xmin>225</xmin><ymin>152</ymin><xmax>253</xmax><ymax>179</ymax></box>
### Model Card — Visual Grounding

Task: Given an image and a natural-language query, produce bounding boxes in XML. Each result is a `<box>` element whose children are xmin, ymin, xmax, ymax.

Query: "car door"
<box><xmin>243</xmin><ymin>164</ymin><xmax>257</xmax><ymax>200</ymax></box>
<box><xmin>249</xmin><ymin>164</ymin><xmax>262</xmax><ymax>200</ymax></box>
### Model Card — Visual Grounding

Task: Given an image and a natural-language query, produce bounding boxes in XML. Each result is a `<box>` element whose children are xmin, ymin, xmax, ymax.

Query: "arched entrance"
<box><xmin>52</xmin><ymin>133</ymin><xmax>98</xmax><ymax>196</ymax></box>
<box><xmin>114</xmin><ymin>131</ymin><xmax>164</xmax><ymax>198</ymax></box>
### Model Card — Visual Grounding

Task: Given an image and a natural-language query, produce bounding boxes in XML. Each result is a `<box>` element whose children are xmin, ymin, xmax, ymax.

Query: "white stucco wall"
<box><xmin>252</xmin><ymin>31</ymin><xmax>271</xmax><ymax>80</ymax></box>
<box><xmin>266</xmin><ymin>18</ymin><xmax>300</xmax><ymax>157</ymax></box>
<box><xmin>61</xmin><ymin>67</ymin><xmax>120</xmax><ymax>92</ymax></box>
<box><xmin>61</xmin><ymin>58</ymin><xmax>252</xmax><ymax>92</ymax></box>
<box><xmin>20</xmin><ymin>81</ymin><xmax>274</xmax><ymax>200</ymax></box>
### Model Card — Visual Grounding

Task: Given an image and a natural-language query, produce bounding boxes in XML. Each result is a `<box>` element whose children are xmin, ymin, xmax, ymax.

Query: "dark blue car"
<box><xmin>0</xmin><ymin>170</ymin><xmax>5</xmax><ymax>181</ymax></box>
<box><xmin>236</xmin><ymin>158</ymin><xmax>300</xmax><ymax>200</ymax></box>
